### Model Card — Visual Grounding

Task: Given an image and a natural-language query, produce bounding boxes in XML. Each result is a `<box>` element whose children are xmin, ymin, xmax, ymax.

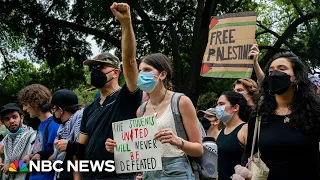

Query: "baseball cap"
<box><xmin>0</xmin><ymin>103</ymin><xmax>22</xmax><ymax>115</ymax></box>
<box><xmin>45</xmin><ymin>89</ymin><xmax>78</xmax><ymax>109</ymax></box>
<box><xmin>83</xmin><ymin>52</ymin><xmax>121</xmax><ymax>69</ymax></box>
<box><xmin>197</xmin><ymin>108</ymin><xmax>216</xmax><ymax>117</ymax></box>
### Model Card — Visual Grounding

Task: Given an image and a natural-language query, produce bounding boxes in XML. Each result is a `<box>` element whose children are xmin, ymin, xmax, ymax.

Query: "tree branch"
<box><xmin>257</xmin><ymin>22</ymin><xmax>280</xmax><ymax>38</ymax></box>
<box><xmin>259</xmin><ymin>46</ymin><xmax>287</xmax><ymax>51</ymax></box>
<box><xmin>126</xmin><ymin>1</ymin><xmax>159</xmax><ymax>53</ymax></box>
<box><xmin>291</xmin><ymin>0</ymin><xmax>312</xmax><ymax>32</ymax></box>
<box><xmin>261</xmin><ymin>11</ymin><xmax>320</xmax><ymax>67</ymax></box>
<box><xmin>44</xmin><ymin>17</ymin><xmax>121</xmax><ymax>48</ymax></box>
<box><xmin>44</xmin><ymin>0</ymin><xmax>57</xmax><ymax>17</ymax></box>
<box><xmin>0</xmin><ymin>48</ymin><xmax>12</xmax><ymax>74</ymax></box>
<box><xmin>255</xmin><ymin>30</ymin><xmax>268</xmax><ymax>37</ymax></box>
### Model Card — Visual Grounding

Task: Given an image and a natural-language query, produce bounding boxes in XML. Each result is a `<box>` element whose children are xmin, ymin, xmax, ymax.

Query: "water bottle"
<box><xmin>202</xmin><ymin>137</ymin><xmax>218</xmax><ymax>179</ymax></box>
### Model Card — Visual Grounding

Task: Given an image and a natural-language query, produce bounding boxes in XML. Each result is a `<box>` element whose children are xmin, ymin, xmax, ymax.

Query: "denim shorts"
<box><xmin>143</xmin><ymin>156</ymin><xmax>195</xmax><ymax>180</ymax></box>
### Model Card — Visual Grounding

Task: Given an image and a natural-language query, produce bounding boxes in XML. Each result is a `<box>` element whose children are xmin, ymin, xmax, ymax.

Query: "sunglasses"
<box><xmin>89</xmin><ymin>63</ymin><xmax>109</xmax><ymax>71</ymax></box>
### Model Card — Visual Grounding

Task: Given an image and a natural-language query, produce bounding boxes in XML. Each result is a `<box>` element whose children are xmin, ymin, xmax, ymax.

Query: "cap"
<box><xmin>197</xmin><ymin>108</ymin><xmax>216</xmax><ymax>117</ymax></box>
<box><xmin>46</xmin><ymin>89</ymin><xmax>78</xmax><ymax>108</ymax></box>
<box><xmin>83</xmin><ymin>52</ymin><xmax>121</xmax><ymax>69</ymax></box>
<box><xmin>0</xmin><ymin>103</ymin><xmax>21</xmax><ymax>115</ymax></box>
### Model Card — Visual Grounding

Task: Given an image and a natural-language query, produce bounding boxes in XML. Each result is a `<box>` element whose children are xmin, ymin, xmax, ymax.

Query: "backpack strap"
<box><xmin>139</xmin><ymin>101</ymin><xmax>148</xmax><ymax>117</ymax></box>
<box><xmin>44</xmin><ymin>118</ymin><xmax>53</xmax><ymax>152</ymax></box>
<box><xmin>170</xmin><ymin>92</ymin><xmax>201</xmax><ymax>180</ymax></box>
<box><xmin>171</xmin><ymin>93</ymin><xmax>188</xmax><ymax>140</ymax></box>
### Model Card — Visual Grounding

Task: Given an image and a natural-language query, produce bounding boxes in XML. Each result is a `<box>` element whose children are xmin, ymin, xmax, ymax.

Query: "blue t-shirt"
<box><xmin>30</xmin><ymin>116</ymin><xmax>60</xmax><ymax>180</ymax></box>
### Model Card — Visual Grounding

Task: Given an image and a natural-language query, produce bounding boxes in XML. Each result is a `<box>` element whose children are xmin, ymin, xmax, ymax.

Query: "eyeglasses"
<box><xmin>50</xmin><ymin>107</ymin><xmax>59</xmax><ymax>114</ymax></box>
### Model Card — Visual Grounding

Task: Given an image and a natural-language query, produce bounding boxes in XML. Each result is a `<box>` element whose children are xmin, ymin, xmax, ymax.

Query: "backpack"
<box><xmin>140</xmin><ymin>92</ymin><xmax>217</xmax><ymax>180</ymax></box>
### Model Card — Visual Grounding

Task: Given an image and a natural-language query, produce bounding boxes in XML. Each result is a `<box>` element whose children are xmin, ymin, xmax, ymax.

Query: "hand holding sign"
<box><xmin>105</xmin><ymin>138</ymin><xmax>117</xmax><ymax>153</ymax></box>
<box><xmin>248</xmin><ymin>44</ymin><xmax>260</xmax><ymax>62</ymax></box>
<box><xmin>112</xmin><ymin>115</ymin><xmax>162</xmax><ymax>173</ymax></box>
<box><xmin>154</xmin><ymin>128</ymin><xmax>182</xmax><ymax>147</ymax></box>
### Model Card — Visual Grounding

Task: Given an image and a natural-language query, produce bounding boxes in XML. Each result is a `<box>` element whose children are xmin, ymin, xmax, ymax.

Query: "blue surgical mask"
<box><xmin>239</xmin><ymin>91</ymin><xmax>246</xmax><ymax>97</ymax></box>
<box><xmin>6</xmin><ymin>127</ymin><xmax>23</xmax><ymax>137</ymax></box>
<box><xmin>215</xmin><ymin>105</ymin><xmax>233</xmax><ymax>124</ymax></box>
<box><xmin>137</xmin><ymin>72</ymin><xmax>159</xmax><ymax>93</ymax></box>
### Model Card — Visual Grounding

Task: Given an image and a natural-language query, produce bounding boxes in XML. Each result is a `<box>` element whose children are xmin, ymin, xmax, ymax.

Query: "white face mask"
<box><xmin>215</xmin><ymin>105</ymin><xmax>234</xmax><ymax>124</ymax></box>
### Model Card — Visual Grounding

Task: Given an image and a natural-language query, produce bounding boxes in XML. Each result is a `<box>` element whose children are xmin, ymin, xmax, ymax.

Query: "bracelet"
<box><xmin>177</xmin><ymin>138</ymin><xmax>184</xmax><ymax>149</ymax></box>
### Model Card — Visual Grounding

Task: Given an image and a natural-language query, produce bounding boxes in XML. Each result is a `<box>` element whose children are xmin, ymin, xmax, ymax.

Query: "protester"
<box><xmin>215</xmin><ymin>91</ymin><xmax>249</xmax><ymax>180</ymax></box>
<box><xmin>45</xmin><ymin>89</ymin><xmax>83</xmax><ymax>180</ymax></box>
<box><xmin>0</xmin><ymin>103</ymin><xmax>36</xmax><ymax>180</ymax></box>
<box><xmin>233</xmin><ymin>78</ymin><xmax>258</xmax><ymax>107</ymax></box>
<box><xmin>106</xmin><ymin>52</ymin><xmax>203</xmax><ymax>180</ymax></box>
<box><xmin>18</xmin><ymin>84</ymin><xmax>60</xmax><ymax>180</ymax></box>
<box><xmin>232</xmin><ymin>51</ymin><xmax>320</xmax><ymax>179</ymax></box>
<box><xmin>198</xmin><ymin>108</ymin><xmax>224</xmax><ymax>140</ymax></box>
<box><xmin>71</xmin><ymin>3</ymin><xmax>142</xmax><ymax>180</ymax></box>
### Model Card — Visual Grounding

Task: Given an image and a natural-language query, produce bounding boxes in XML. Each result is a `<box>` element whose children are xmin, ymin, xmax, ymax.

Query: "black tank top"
<box><xmin>217</xmin><ymin>123</ymin><xmax>246</xmax><ymax>180</ymax></box>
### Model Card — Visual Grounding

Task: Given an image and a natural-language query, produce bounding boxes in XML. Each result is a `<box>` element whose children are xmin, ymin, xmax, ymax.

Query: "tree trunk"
<box><xmin>169</xmin><ymin>20</ymin><xmax>182</xmax><ymax>91</ymax></box>
<box><xmin>184</xmin><ymin>0</ymin><xmax>218</xmax><ymax>105</ymax></box>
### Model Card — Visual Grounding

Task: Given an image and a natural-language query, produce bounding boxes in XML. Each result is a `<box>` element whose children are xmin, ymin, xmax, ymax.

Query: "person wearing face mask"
<box><xmin>106</xmin><ymin>52</ymin><xmax>203</xmax><ymax>180</ymax></box>
<box><xmin>233</xmin><ymin>78</ymin><xmax>258</xmax><ymax>107</ymax></box>
<box><xmin>71</xmin><ymin>3</ymin><xmax>142</xmax><ymax>180</ymax></box>
<box><xmin>44</xmin><ymin>89</ymin><xmax>83</xmax><ymax>180</ymax></box>
<box><xmin>230</xmin><ymin>52</ymin><xmax>320</xmax><ymax>180</ymax></box>
<box><xmin>198</xmin><ymin>108</ymin><xmax>225</xmax><ymax>140</ymax></box>
<box><xmin>215</xmin><ymin>91</ymin><xmax>249</xmax><ymax>180</ymax></box>
<box><xmin>0</xmin><ymin>103</ymin><xmax>36</xmax><ymax>180</ymax></box>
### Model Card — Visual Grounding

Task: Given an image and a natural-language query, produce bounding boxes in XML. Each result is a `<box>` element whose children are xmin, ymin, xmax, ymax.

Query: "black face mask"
<box><xmin>91</xmin><ymin>69</ymin><xmax>115</xmax><ymax>88</ymax></box>
<box><xmin>53</xmin><ymin>114</ymin><xmax>63</xmax><ymax>124</ymax></box>
<box><xmin>268</xmin><ymin>70</ymin><xmax>292</xmax><ymax>95</ymax></box>
<box><xmin>199</xmin><ymin>117</ymin><xmax>211</xmax><ymax>131</ymax></box>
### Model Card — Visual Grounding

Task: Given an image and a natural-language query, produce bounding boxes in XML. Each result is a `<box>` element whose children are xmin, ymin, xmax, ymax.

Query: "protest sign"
<box><xmin>112</xmin><ymin>115</ymin><xmax>162</xmax><ymax>173</ymax></box>
<box><xmin>201</xmin><ymin>12</ymin><xmax>257</xmax><ymax>78</ymax></box>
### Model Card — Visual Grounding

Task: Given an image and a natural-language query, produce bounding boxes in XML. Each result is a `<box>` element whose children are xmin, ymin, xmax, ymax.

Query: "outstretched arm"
<box><xmin>111</xmin><ymin>2</ymin><xmax>138</xmax><ymax>92</ymax></box>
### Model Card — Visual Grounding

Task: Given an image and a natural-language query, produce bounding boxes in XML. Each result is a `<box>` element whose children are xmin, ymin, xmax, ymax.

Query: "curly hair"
<box><xmin>258</xmin><ymin>51</ymin><xmax>320</xmax><ymax>133</ymax></box>
<box><xmin>221</xmin><ymin>91</ymin><xmax>252</xmax><ymax>122</ymax></box>
<box><xmin>233</xmin><ymin>78</ymin><xmax>258</xmax><ymax>96</ymax></box>
<box><xmin>18</xmin><ymin>84</ymin><xmax>52</xmax><ymax>112</ymax></box>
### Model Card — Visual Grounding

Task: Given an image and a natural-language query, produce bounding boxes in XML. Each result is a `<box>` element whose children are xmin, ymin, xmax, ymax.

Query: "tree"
<box><xmin>0</xmin><ymin>0</ymin><xmax>319</xmax><ymax>107</ymax></box>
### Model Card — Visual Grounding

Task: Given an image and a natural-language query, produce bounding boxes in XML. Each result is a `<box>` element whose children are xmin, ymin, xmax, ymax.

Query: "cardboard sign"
<box><xmin>201</xmin><ymin>12</ymin><xmax>257</xmax><ymax>78</ymax></box>
<box><xmin>112</xmin><ymin>115</ymin><xmax>162</xmax><ymax>173</ymax></box>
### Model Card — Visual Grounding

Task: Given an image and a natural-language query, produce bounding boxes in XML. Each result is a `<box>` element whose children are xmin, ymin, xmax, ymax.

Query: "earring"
<box><xmin>269</xmin><ymin>90</ymin><xmax>275</xmax><ymax>96</ymax></box>
<box><xmin>295</xmin><ymin>84</ymin><xmax>299</xmax><ymax>91</ymax></box>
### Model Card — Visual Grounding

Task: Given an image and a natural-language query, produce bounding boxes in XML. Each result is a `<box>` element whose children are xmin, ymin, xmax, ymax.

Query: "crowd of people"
<box><xmin>0</xmin><ymin>2</ymin><xmax>319</xmax><ymax>180</ymax></box>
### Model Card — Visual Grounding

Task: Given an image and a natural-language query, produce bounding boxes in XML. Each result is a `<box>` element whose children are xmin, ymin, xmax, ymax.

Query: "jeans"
<box><xmin>143</xmin><ymin>156</ymin><xmax>195</xmax><ymax>180</ymax></box>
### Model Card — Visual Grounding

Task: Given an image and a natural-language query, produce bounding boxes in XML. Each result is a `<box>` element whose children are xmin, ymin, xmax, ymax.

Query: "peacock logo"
<box><xmin>9</xmin><ymin>160</ymin><xmax>28</xmax><ymax>172</ymax></box>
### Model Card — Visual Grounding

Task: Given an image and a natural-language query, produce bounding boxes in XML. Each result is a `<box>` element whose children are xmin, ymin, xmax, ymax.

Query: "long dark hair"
<box><xmin>222</xmin><ymin>91</ymin><xmax>252</xmax><ymax>122</ymax></box>
<box><xmin>258</xmin><ymin>51</ymin><xmax>320</xmax><ymax>133</ymax></box>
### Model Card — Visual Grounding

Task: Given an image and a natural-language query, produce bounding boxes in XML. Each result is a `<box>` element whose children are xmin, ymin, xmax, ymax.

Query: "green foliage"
<box><xmin>197</xmin><ymin>92</ymin><xmax>218</xmax><ymax>111</ymax></box>
<box><xmin>0</xmin><ymin>0</ymin><xmax>319</xmax><ymax>107</ymax></box>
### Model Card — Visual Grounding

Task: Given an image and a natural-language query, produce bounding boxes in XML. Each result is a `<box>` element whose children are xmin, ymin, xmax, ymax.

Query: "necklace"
<box><xmin>150</xmin><ymin>89</ymin><xmax>167</xmax><ymax>117</ymax></box>
<box><xmin>278</xmin><ymin>108</ymin><xmax>291</xmax><ymax>123</ymax></box>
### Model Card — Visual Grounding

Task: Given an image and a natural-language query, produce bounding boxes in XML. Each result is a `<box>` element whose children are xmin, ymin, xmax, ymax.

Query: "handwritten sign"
<box><xmin>201</xmin><ymin>12</ymin><xmax>257</xmax><ymax>78</ymax></box>
<box><xmin>112</xmin><ymin>115</ymin><xmax>162</xmax><ymax>173</ymax></box>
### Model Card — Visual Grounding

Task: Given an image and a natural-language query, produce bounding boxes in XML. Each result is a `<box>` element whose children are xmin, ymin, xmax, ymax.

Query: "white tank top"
<box><xmin>156</xmin><ymin>104</ymin><xmax>185</xmax><ymax>157</ymax></box>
